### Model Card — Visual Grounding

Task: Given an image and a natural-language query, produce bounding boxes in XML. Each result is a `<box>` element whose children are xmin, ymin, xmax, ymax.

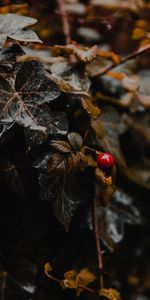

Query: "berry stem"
<box><xmin>93</xmin><ymin>195</ymin><xmax>104</xmax><ymax>289</ymax></box>
<box><xmin>84</xmin><ymin>145</ymin><xmax>100</xmax><ymax>156</ymax></box>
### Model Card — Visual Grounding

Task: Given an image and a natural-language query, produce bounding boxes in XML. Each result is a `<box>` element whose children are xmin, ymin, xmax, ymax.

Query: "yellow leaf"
<box><xmin>132</xmin><ymin>28</ymin><xmax>146</xmax><ymax>40</ymax></box>
<box><xmin>99</xmin><ymin>288</ymin><xmax>121</xmax><ymax>300</ymax></box>
<box><xmin>60</xmin><ymin>270</ymin><xmax>78</xmax><ymax>290</ymax></box>
<box><xmin>107</xmin><ymin>71</ymin><xmax>125</xmax><ymax>80</ymax></box>
<box><xmin>77</xmin><ymin>268</ymin><xmax>96</xmax><ymax>286</ymax></box>
<box><xmin>44</xmin><ymin>262</ymin><xmax>53</xmax><ymax>273</ymax></box>
<box><xmin>76</xmin><ymin>268</ymin><xmax>95</xmax><ymax>296</ymax></box>
<box><xmin>81</xmin><ymin>98</ymin><xmax>101</xmax><ymax>119</ymax></box>
<box><xmin>98</xmin><ymin>50</ymin><xmax>120</xmax><ymax>64</ymax></box>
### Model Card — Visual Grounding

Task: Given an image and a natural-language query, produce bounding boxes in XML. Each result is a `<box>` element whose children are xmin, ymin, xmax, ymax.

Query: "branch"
<box><xmin>93</xmin><ymin>196</ymin><xmax>104</xmax><ymax>289</ymax></box>
<box><xmin>95</xmin><ymin>44</ymin><xmax>150</xmax><ymax>77</ymax></box>
<box><xmin>57</xmin><ymin>0</ymin><xmax>71</xmax><ymax>45</ymax></box>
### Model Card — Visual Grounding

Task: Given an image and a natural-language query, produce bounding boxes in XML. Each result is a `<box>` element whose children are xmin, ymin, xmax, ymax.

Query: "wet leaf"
<box><xmin>93</xmin><ymin>107</ymin><xmax>126</xmax><ymax>166</ymax></box>
<box><xmin>25</xmin><ymin>108</ymin><xmax>68</xmax><ymax>148</ymax></box>
<box><xmin>50</xmin><ymin>62</ymin><xmax>91</xmax><ymax>96</ymax></box>
<box><xmin>68</xmin><ymin>132</ymin><xmax>83</xmax><ymax>150</ymax></box>
<box><xmin>99</xmin><ymin>189</ymin><xmax>141</xmax><ymax>251</ymax></box>
<box><xmin>0</xmin><ymin>13</ymin><xmax>42</xmax><ymax>49</ymax></box>
<box><xmin>0</xmin><ymin>60</ymin><xmax>61</xmax><ymax>132</ymax></box>
<box><xmin>50</xmin><ymin>140</ymin><xmax>72</xmax><ymax>153</ymax></box>
<box><xmin>35</xmin><ymin>151</ymin><xmax>93</xmax><ymax>227</ymax></box>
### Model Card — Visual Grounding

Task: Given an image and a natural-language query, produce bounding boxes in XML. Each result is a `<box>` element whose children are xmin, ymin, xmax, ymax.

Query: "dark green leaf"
<box><xmin>0</xmin><ymin>60</ymin><xmax>61</xmax><ymax>132</ymax></box>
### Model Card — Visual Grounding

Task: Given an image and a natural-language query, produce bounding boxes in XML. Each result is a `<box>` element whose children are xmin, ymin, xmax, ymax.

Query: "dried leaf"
<box><xmin>60</xmin><ymin>270</ymin><xmax>77</xmax><ymax>290</ymax></box>
<box><xmin>99</xmin><ymin>288</ymin><xmax>121</xmax><ymax>300</ymax></box>
<box><xmin>0</xmin><ymin>13</ymin><xmax>42</xmax><ymax>49</ymax></box>
<box><xmin>44</xmin><ymin>262</ymin><xmax>53</xmax><ymax>273</ymax></box>
<box><xmin>50</xmin><ymin>62</ymin><xmax>91</xmax><ymax>96</ymax></box>
<box><xmin>77</xmin><ymin>268</ymin><xmax>95</xmax><ymax>286</ymax></box>
<box><xmin>52</xmin><ymin>43</ymin><xmax>98</xmax><ymax>63</ymax></box>
<box><xmin>132</xmin><ymin>28</ymin><xmax>146</xmax><ymax>40</ymax></box>
<box><xmin>98</xmin><ymin>49</ymin><xmax>120</xmax><ymax>64</ymax></box>
<box><xmin>81</xmin><ymin>98</ymin><xmax>101</xmax><ymax>119</ymax></box>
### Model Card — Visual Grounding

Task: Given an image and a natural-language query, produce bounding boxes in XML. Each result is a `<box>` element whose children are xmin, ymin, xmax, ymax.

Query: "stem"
<box><xmin>93</xmin><ymin>196</ymin><xmax>104</xmax><ymax>289</ymax></box>
<box><xmin>95</xmin><ymin>44</ymin><xmax>150</xmax><ymax>77</ymax></box>
<box><xmin>57</xmin><ymin>0</ymin><xmax>71</xmax><ymax>45</ymax></box>
<box><xmin>44</xmin><ymin>270</ymin><xmax>60</xmax><ymax>283</ymax></box>
<box><xmin>84</xmin><ymin>145</ymin><xmax>100</xmax><ymax>156</ymax></box>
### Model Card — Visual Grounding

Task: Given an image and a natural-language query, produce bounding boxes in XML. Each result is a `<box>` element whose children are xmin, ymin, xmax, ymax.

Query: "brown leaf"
<box><xmin>99</xmin><ymin>288</ymin><xmax>121</xmax><ymax>300</ymax></box>
<box><xmin>81</xmin><ymin>98</ymin><xmax>101</xmax><ymax>119</ymax></box>
<box><xmin>50</xmin><ymin>140</ymin><xmax>72</xmax><ymax>153</ymax></box>
<box><xmin>98</xmin><ymin>49</ymin><xmax>120</xmax><ymax>64</ymax></box>
<box><xmin>52</xmin><ymin>43</ymin><xmax>98</xmax><ymax>63</ymax></box>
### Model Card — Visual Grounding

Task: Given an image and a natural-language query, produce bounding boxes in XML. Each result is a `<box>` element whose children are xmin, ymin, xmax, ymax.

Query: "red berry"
<box><xmin>97</xmin><ymin>152</ymin><xmax>115</xmax><ymax>174</ymax></box>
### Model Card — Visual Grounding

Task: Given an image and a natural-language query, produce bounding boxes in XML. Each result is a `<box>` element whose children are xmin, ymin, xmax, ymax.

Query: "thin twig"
<box><xmin>95</xmin><ymin>44</ymin><xmax>150</xmax><ymax>77</ymax></box>
<box><xmin>84</xmin><ymin>145</ymin><xmax>100</xmax><ymax>156</ymax></box>
<box><xmin>93</xmin><ymin>196</ymin><xmax>104</xmax><ymax>289</ymax></box>
<box><xmin>56</xmin><ymin>0</ymin><xmax>71</xmax><ymax>45</ymax></box>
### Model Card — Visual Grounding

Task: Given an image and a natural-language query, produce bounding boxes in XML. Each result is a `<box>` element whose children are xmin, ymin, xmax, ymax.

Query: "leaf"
<box><xmin>25</xmin><ymin>108</ymin><xmax>68</xmax><ymax>148</ymax></box>
<box><xmin>60</xmin><ymin>270</ymin><xmax>78</xmax><ymax>290</ymax></box>
<box><xmin>2</xmin><ymin>161</ymin><xmax>26</xmax><ymax>199</ymax></box>
<box><xmin>0</xmin><ymin>122</ymin><xmax>16</xmax><ymax>145</ymax></box>
<box><xmin>50</xmin><ymin>140</ymin><xmax>72</xmax><ymax>153</ymax></box>
<box><xmin>36</xmin><ymin>151</ymin><xmax>93</xmax><ymax>227</ymax></box>
<box><xmin>99</xmin><ymin>189</ymin><xmax>141</xmax><ymax>251</ymax></box>
<box><xmin>76</xmin><ymin>268</ymin><xmax>95</xmax><ymax>296</ymax></box>
<box><xmin>99</xmin><ymin>288</ymin><xmax>121</xmax><ymax>300</ymax></box>
<box><xmin>98</xmin><ymin>49</ymin><xmax>120</xmax><ymax>64</ymax></box>
<box><xmin>68</xmin><ymin>132</ymin><xmax>83</xmax><ymax>150</ymax></box>
<box><xmin>0</xmin><ymin>60</ymin><xmax>61</xmax><ymax>132</ymax></box>
<box><xmin>44</xmin><ymin>262</ymin><xmax>53</xmax><ymax>273</ymax></box>
<box><xmin>50</xmin><ymin>62</ymin><xmax>91</xmax><ymax>96</ymax></box>
<box><xmin>124</xmin><ymin>164</ymin><xmax>150</xmax><ymax>190</ymax></box>
<box><xmin>60</xmin><ymin>268</ymin><xmax>95</xmax><ymax>294</ymax></box>
<box><xmin>132</xmin><ymin>28</ymin><xmax>146</xmax><ymax>40</ymax></box>
<box><xmin>92</xmin><ymin>107</ymin><xmax>126</xmax><ymax>166</ymax></box>
<box><xmin>0</xmin><ymin>43</ymin><xmax>25</xmax><ymax>63</ymax></box>
<box><xmin>81</xmin><ymin>97</ymin><xmax>101</xmax><ymax>119</ymax></box>
<box><xmin>0</xmin><ymin>13</ymin><xmax>42</xmax><ymax>49</ymax></box>
<box><xmin>52</xmin><ymin>43</ymin><xmax>98</xmax><ymax>63</ymax></box>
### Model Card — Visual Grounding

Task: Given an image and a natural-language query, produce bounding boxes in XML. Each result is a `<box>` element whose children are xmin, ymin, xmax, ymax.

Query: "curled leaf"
<box><xmin>52</xmin><ymin>43</ymin><xmax>98</xmax><ymax>63</ymax></box>
<box><xmin>44</xmin><ymin>262</ymin><xmax>53</xmax><ymax>273</ymax></box>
